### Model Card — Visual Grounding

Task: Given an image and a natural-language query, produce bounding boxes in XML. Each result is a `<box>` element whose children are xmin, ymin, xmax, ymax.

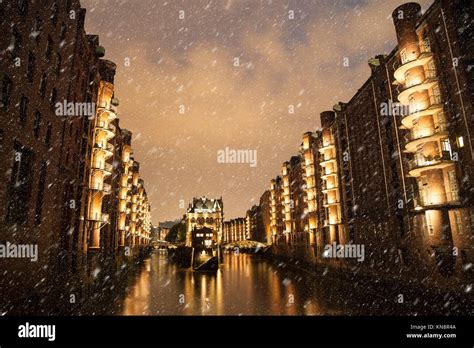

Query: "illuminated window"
<box><xmin>457</xmin><ymin>136</ymin><xmax>464</xmax><ymax>148</ymax></box>
<box><xmin>453</xmin><ymin>211</ymin><xmax>462</xmax><ymax>235</ymax></box>
<box><xmin>425</xmin><ymin>213</ymin><xmax>434</xmax><ymax>236</ymax></box>
<box><xmin>441</xmin><ymin>138</ymin><xmax>452</xmax><ymax>157</ymax></box>
<box><xmin>400</xmin><ymin>48</ymin><xmax>408</xmax><ymax>64</ymax></box>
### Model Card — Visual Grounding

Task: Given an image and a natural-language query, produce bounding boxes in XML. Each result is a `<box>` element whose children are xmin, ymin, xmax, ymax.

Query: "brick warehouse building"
<box><xmin>0</xmin><ymin>0</ymin><xmax>151</xmax><ymax>314</ymax></box>
<box><xmin>269</xmin><ymin>176</ymin><xmax>284</xmax><ymax>244</ymax></box>
<box><xmin>259</xmin><ymin>190</ymin><xmax>272</xmax><ymax>244</ymax></box>
<box><xmin>389</xmin><ymin>0</ymin><xmax>473</xmax><ymax>281</ymax></box>
<box><xmin>331</xmin><ymin>0</ymin><xmax>473</xmax><ymax>284</ymax></box>
<box><xmin>248</xmin><ymin>0</ymin><xmax>472</xmax><ymax>288</ymax></box>
<box><xmin>223</xmin><ymin>217</ymin><xmax>246</xmax><ymax>243</ymax></box>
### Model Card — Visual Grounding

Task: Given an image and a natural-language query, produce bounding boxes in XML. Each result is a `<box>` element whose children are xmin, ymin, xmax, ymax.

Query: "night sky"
<box><xmin>81</xmin><ymin>0</ymin><xmax>432</xmax><ymax>224</ymax></box>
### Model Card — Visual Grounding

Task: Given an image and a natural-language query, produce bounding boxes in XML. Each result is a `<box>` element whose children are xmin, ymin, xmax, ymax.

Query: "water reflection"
<box><xmin>120</xmin><ymin>251</ymin><xmax>342</xmax><ymax>315</ymax></box>
<box><xmin>117</xmin><ymin>251</ymin><xmax>469</xmax><ymax>315</ymax></box>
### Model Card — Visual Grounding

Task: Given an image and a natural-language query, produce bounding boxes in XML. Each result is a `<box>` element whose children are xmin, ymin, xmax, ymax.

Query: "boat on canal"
<box><xmin>190</xmin><ymin>227</ymin><xmax>220</xmax><ymax>271</ymax></box>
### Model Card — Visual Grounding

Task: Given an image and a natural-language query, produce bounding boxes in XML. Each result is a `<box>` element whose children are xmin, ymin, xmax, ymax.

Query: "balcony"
<box><xmin>94</xmin><ymin>141</ymin><xmax>114</xmax><ymax>156</ymax></box>
<box><xmin>323</xmin><ymin>199</ymin><xmax>340</xmax><ymax>208</ymax></box>
<box><xmin>407</xmin><ymin>151</ymin><xmax>453</xmax><ymax>177</ymax></box>
<box><xmin>95</xmin><ymin>121</ymin><xmax>115</xmax><ymax>139</ymax></box>
<box><xmin>398</xmin><ymin>69</ymin><xmax>438</xmax><ymax>105</ymax></box>
<box><xmin>119</xmin><ymin>188</ymin><xmax>128</xmax><ymax>200</ymax></box>
<box><xmin>88</xmin><ymin>212</ymin><xmax>110</xmax><ymax>223</ymax></box>
<box><xmin>91</xmin><ymin>162</ymin><xmax>113</xmax><ymax>175</ymax></box>
<box><xmin>322</xmin><ymin>184</ymin><xmax>339</xmax><ymax>193</ymax></box>
<box><xmin>414</xmin><ymin>190</ymin><xmax>461</xmax><ymax>209</ymax></box>
<box><xmin>97</xmin><ymin>102</ymin><xmax>118</xmax><ymax>121</ymax></box>
<box><xmin>404</xmin><ymin>122</ymin><xmax>448</xmax><ymax>152</ymax></box>
<box><xmin>318</xmin><ymin>141</ymin><xmax>335</xmax><ymax>153</ymax></box>
<box><xmin>90</xmin><ymin>182</ymin><xmax>112</xmax><ymax>194</ymax></box>
<box><xmin>394</xmin><ymin>39</ymin><xmax>433</xmax><ymax>83</ymax></box>
<box><xmin>320</xmin><ymin>158</ymin><xmax>336</xmax><ymax>167</ymax></box>
<box><xmin>323</xmin><ymin>218</ymin><xmax>341</xmax><ymax>226</ymax></box>
<box><xmin>321</xmin><ymin>169</ymin><xmax>337</xmax><ymax>180</ymax></box>
<box><xmin>401</xmin><ymin>94</ymin><xmax>443</xmax><ymax>128</ymax></box>
<box><xmin>305</xmin><ymin>170</ymin><xmax>315</xmax><ymax>179</ymax></box>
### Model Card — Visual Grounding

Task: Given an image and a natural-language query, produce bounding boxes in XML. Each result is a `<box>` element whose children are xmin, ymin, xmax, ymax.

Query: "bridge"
<box><xmin>223</xmin><ymin>240</ymin><xmax>270</xmax><ymax>253</ymax></box>
<box><xmin>151</xmin><ymin>240</ymin><xmax>176</xmax><ymax>249</ymax></box>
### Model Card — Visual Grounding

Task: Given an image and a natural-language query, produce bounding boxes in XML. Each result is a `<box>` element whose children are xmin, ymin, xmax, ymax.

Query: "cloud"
<box><xmin>82</xmin><ymin>0</ymin><xmax>432</xmax><ymax>222</ymax></box>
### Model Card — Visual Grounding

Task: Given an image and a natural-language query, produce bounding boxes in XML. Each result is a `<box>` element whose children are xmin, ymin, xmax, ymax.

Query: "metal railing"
<box><xmin>408</xmin><ymin>151</ymin><xmax>451</xmax><ymax>170</ymax></box>
<box><xmin>323</xmin><ymin>199</ymin><xmax>340</xmax><ymax>206</ymax></box>
<box><xmin>323</xmin><ymin>218</ymin><xmax>341</xmax><ymax>226</ymax></box>
<box><xmin>404</xmin><ymin>69</ymin><xmax>437</xmax><ymax>90</ymax></box>
<box><xmin>419</xmin><ymin>39</ymin><xmax>432</xmax><ymax>54</ymax></box>
<box><xmin>96</xmin><ymin>120</ymin><xmax>116</xmax><ymax>132</ymax></box>
<box><xmin>323</xmin><ymin>168</ymin><xmax>337</xmax><ymax>176</ymax></box>
<box><xmin>324</xmin><ymin>153</ymin><xmax>336</xmax><ymax>161</ymax></box>
<box><xmin>321</xmin><ymin>140</ymin><xmax>335</xmax><ymax>148</ymax></box>
<box><xmin>97</xmin><ymin>102</ymin><xmax>118</xmax><ymax>120</ymax></box>
<box><xmin>415</xmin><ymin>190</ymin><xmax>460</xmax><ymax>207</ymax></box>
<box><xmin>407</xmin><ymin>94</ymin><xmax>442</xmax><ymax>115</ymax></box>
<box><xmin>88</xmin><ymin>212</ymin><xmax>109</xmax><ymax>222</ymax></box>
<box><xmin>424</xmin><ymin>68</ymin><xmax>437</xmax><ymax>79</ymax></box>
<box><xmin>89</xmin><ymin>182</ymin><xmax>112</xmax><ymax>193</ymax></box>
<box><xmin>90</xmin><ymin>183</ymin><xmax>103</xmax><ymax>191</ymax></box>
<box><xmin>322</xmin><ymin>184</ymin><xmax>338</xmax><ymax>191</ymax></box>
<box><xmin>91</xmin><ymin>162</ymin><xmax>113</xmax><ymax>173</ymax></box>
<box><xmin>399</xmin><ymin>39</ymin><xmax>432</xmax><ymax>65</ymax></box>
<box><xmin>404</xmin><ymin>122</ymin><xmax>448</xmax><ymax>143</ymax></box>
<box><xmin>96</xmin><ymin>142</ymin><xmax>114</xmax><ymax>153</ymax></box>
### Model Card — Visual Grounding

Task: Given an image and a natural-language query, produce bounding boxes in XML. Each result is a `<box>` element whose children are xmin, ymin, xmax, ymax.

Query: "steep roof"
<box><xmin>187</xmin><ymin>196</ymin><xmax>223</xmax><ymax>213</ymax></box>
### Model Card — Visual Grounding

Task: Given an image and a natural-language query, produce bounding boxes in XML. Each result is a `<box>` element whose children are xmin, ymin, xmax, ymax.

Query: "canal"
<box><xmin>113</xmin><ymin>251</ymin><xmax>467</xmax><ymax>315</ymax></box>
